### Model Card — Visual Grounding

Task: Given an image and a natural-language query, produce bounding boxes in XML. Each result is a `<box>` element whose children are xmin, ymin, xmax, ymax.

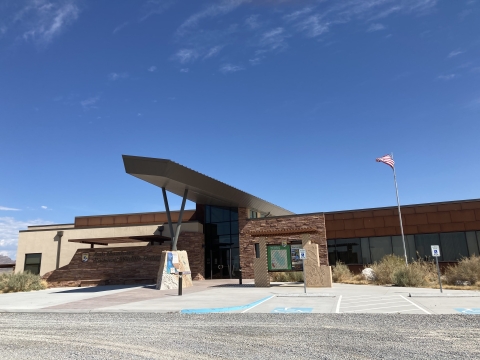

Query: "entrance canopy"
<box><xmin>122</xmin><ymin>155</ymin><xmax>293</xmax><ymax>217</ymax></box>
<box><xmin>68</xmin><ymin>235</ymin><xmax>171</xmax><ymax>246</ymax></box>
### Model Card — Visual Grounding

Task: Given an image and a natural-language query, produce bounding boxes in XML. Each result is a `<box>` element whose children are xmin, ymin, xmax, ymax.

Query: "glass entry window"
<box><xmin>24</xmin><ymin>253</ymin><xmax>42</xmax><ymax>275</ymax></box>
<box><xmin>204</xmin><ymin>206</ymin><xmax>240</xmax><ymax>279</ymax></box>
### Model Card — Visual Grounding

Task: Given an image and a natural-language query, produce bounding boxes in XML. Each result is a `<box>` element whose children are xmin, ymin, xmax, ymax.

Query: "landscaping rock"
<box><xmin>362</xmin><ymin>268</ymin><xmax>376</xmax><ymax>281</ymax></box>
<box><xmin>455</xmin><ymin>280</ymin><xmax>472</xmax><ymax>286</ymax></box>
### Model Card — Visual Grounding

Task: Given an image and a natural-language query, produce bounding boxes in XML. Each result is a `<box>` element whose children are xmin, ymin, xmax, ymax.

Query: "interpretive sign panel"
<box><xmin>290</xmin><ymin>244</ymin><xmax>303</xmax><ymax>271</ymax></box>
<box><xmin>267</xmin><ymin>245</ymin><xmax>292</xmax><ymax>271</ymax></box>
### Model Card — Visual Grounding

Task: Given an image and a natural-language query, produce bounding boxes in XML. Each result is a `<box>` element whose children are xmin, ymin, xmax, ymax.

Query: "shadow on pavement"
<box><xmin>52</xmin><ymin>284</ymin><xmax>155</xmax><ymax>294</ymax></box>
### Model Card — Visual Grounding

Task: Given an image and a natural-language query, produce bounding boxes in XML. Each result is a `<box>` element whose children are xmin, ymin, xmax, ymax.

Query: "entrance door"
<box><xmin>208</xmin><ymin>248</ymin><xmax>233</xmax><ymax>279</ymax></box>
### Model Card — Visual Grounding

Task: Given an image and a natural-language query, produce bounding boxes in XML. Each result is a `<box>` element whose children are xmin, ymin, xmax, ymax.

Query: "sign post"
<box><xmin>299</xmin><ymin>249</ymin><xmax>307</xmax><ymax>294</ymax></box>
<box><xmin>431</xmin><ymin>245</ymin><xmax>442</xmax><ymax>293</ymax></box>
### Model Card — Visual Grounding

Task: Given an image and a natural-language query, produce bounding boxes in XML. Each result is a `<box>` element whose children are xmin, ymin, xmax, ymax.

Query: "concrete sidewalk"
<box><xmin>0</xmin><ymin>280</ymin><xmax>478</xmax><ymax>314</ymax></box>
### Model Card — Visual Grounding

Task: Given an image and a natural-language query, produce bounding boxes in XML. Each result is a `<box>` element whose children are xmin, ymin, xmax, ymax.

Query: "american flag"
<box><xmin>376</xmin><ymin>154</ymin><xmax>395</xmax><ymax>169</ymax></box>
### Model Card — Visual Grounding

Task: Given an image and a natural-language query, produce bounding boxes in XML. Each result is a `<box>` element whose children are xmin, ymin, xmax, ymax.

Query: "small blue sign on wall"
<box><xmin>272</xmin><ymin>307</ymin><xmax>313</xmax><ymax>313</ymax></box>
<box><xmin>455</xmin><ymin>308</ymin><xmax>480</xmax><ymax>315</ymax></box>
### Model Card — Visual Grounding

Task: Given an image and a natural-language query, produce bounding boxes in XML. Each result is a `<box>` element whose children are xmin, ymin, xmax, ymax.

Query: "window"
<box><xmin>360</xmin><ymin>238</ymin><xmax>371</xmax><ymax>264</ymax></box>
<box><xmin>249</xmin><ymin>210</ymin><xmax>258</xmax><ymax>219</ymax></box>
<box><xmin>24</xmin><ymin>253</ymin><xmax>42</xmax><ymax>275</ymax></box>
<box><xmin>335</xmin><ymin>238</ymin><xmax>362</xmax><ymax>264</ymax></box>
<box><xmin>466</xmin><ymin>232</ymin><xmax>479</xmax><ymax>257</ymax></box>
<box><xmin>369</xmin><ymin>236</ymin><xmax>392</xmax><ymax>262</ymax></box>
<box><xmin>414</xmin><ymin>233</ymin><xmax>440</xmax><ymax>260</ymax></box>
<box><xmin>327</xmin><ymin>240</ymin><xmax>336</xmax><ymax>265</ymax></box>
<box><xmin>440</xmin><ymin>232</ymin><xmax>469</xmax><ymax>261</ymax></box>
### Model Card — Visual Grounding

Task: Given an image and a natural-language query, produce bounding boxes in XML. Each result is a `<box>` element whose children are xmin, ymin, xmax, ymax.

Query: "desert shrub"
<box><xmin>371</xmin><ymin>255</ymin><xmax>405</xmax><ymax>284</ymax></box>
<box><xmin>332</xmin><ymin>261</ymin><xmax>353</xmax><ymax>282</ymax></box>
<box><xmin>270</xmin><ymin>271</ymin><xmax>303</xmax><ymax>282</ymax></box>
<box><xmin>445</xmin><ymin>255</ymin><xmax>480</xmax><ymax>285</ymax></box>
<box><xmin>0</xmin><ymin>271</ymin><xmax>47</xmax><ymax>293</ymax></box>
<box><xmin>392</xmin><ymin>265</ymin><xmax>426</xmax><ymax>287</ymax></box>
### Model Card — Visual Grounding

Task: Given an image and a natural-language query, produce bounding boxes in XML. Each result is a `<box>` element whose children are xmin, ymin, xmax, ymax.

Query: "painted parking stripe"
<box><xmin>335</xmin><ymin>295</ymin><xmax>342</xmax><ymax>313</ymax></box>
<box><xmin>341</xmin><ymin>300</ymin><xmax>412</xmax><ymax>309</ymax></box>
<box><xmin>272</xmin><ymin>307</ymin><xmax>313</xmax><ymax>313</ymax></box>
<box><xmin>399</xmin><ymin>295</ymin><xmax>430</xmax><ymax>314</ymax></box>
<box><xmin>341</xmin><ymin>296</ymin><xmax>400</xmax><ymax>305</ymax></box>
<box><xmin>181</xmin><ymin>295</ymin><xmax>275</xmax><ymax>314</ymax></box>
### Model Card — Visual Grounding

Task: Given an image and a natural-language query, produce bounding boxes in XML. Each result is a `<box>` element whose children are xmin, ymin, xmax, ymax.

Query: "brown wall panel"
<box><xmin>437</xmin><ymin>203</ymin><xmax>462</xmax><ymax>212</ymax></box>
<box><xmin>405</xmin><ymin>213</ymin><xmax>428</xmax><ymax>226</ymax></box>
<box><xmin>355</xmin><ymin>229</ymin><xmax>376</xmax><ymax>237</ymax></box>
<box><xmin>465</xmin><ymin>221</ymin><xmax>480</xmax><ymax>231</ymax></box>
<box><xmin>344</xmin><ymin>218</ymin><xmax>364</xmax><ymax>230</ymax></box>
<box><xmin>461</xmin><ymin>202</ymin><xmax>480</xmax><ymax>210</ymax></box>
<box><xmin>100</xmin><ymin>217</ymin><xmax>114</xmax><ymax>225</ymax></box>
<box><xmin>417</xmin><ymin>224</ymin><xmax>442</xmax><ymax>233</ymax></box>
<box><xmin>372</xmin><ymin>209</ymin><xmax>394</xmax><ymax>217</ymax></box>
<box><xmin>426</xmin><ymin>212</ymin><xmax>451</xmax><ymax>224</ymax></box>
<box><xmin>415</xmin><ymin>205</ymin><xmax>438</xmax><ymax>213</ymax></box>
<box><xmin>364</xmin><ymin>217</ymin><xmax>384</xmax><ymax>228</ymax></box>
<box><xmin>450</xmin><ymin>210</ymin><xmax>476</xmax><ymax>223</ymax></box>
<box><xmin>475</xmin><ymin>209</ymin><xmax>480</xmax><ymax>221</ymax></box>
<box><xmin>353</xmin><ymin>211</ymin><xmax>374</xmax><ymax>218</ymax></box>
<box><xmin>403</xmin><ymin>225</ymin><xmax>418</xmax><ymax>235</ymax></box>
<box><xmin>374</xmin><ymin>227</ymin><xmax>397</xmax><ymax>237</ymax></box>
<box><xmin>335</xmin><ymin>229</ymin><xmax>356</xmax><ymax>238</ymax></box>
<box><xmin>328</xmin><ymin>220</ymin><xmax>345</xmax><ymax>231</ymax></box>
<box><xmin>440</xmin><ymin>223</ymin><xmax>466</xmax><ymax>232</ymax></box>
<box><xmin>333</xmin><ymin>212</ymin><xmax>354</xmax><ymax>220</ymax></box>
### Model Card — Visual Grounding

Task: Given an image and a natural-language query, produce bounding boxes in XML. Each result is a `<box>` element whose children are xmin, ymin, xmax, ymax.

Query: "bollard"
<box><xmin>239</xmin><ymin>268</ymin><xmax>242</xmax><ymax>285</ymax></box>
<box><xmin>178</xmin><ymin>271</ymin><xmax>183</xmax><ymax>296</ymax></box>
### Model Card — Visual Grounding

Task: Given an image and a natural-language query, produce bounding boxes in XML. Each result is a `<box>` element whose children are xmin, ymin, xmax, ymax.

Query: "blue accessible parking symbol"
<box><xmin>272</xmin><ymin>307</ymin><xmax>313</xmax><ymax>313</ymax></box>
<box><xmin>455</xmin><ymin>308</ymin><xmax>480</xmax><ymax>315</ymax></box>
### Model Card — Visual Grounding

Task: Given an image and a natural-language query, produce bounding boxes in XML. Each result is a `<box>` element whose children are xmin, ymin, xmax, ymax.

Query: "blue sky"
<box><xmin>1</xmin><ymin>0</ymin><xmax>479</xmax><ymax>259</ymax></box>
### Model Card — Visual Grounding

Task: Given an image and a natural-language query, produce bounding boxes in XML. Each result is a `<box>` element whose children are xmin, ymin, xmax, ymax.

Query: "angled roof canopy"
<box><xmin>122</xmin><ymin>155</ymin><xmax>293</xmax><ymax>216</ymax></box>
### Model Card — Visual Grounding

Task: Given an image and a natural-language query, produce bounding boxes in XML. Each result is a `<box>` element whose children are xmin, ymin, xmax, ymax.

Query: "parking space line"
<box><xmin>399</xmin><ymin>295</ymin><xmax>430</xmax><ymax>314</ymax></box>
<box><xmin>339</xmin><ymin>294</ymin><xmax>392</xmax><ymax>299</ymax></box>
<box><xmin>335</xmin><ymin>295</ymin><xmax>342</xmax><ymax>313</ymax></box>
<box><xmin>341</xmin><ymin>300</ymin><xmax>410</xmax><ymax>309</ymax></box>
<box><xmin>342</xmin><ymin>304</ymin><xmax>415</xmax><ymax>313</ymax></box>
<box><xmin>241</xmin><ymin>295</ymin><xmax>275</xmax><ymax>313</ymax></box>
<box><xmin>341</xmin><ymin>297</ymin><xmax>401</xmax><ymax>305</ymax></box>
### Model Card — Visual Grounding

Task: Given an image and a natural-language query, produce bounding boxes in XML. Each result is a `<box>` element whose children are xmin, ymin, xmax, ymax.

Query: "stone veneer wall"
<box><xmin>43</xmin><ymin>231</ymin><xmax>204</xmax><ymax>287</ymax></box>
<box><xmin>238</xmin><ymin>208</ymin><xmax>327</xmax><ymax>279</ymax></box>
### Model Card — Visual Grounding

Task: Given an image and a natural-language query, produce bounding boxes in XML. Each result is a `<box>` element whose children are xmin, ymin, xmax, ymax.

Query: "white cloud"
<box><xmin>41</xmin><ymin>206</ymin><xmax>48</xmax><ymax>209</ymax></box>
<box><xmin>148</xmin><ymin>66</ymin><xmax>157</xmax><ymax>72</ymax></box>
<box><xmin>437</xmin><ymin>74</ymin><xmax>457</xmax><ymax>81</ymax></box>
<box><xmin>80</xmin><ymin>96</ymin><xmax>100</xmax><ymax>110</ymax></box>
<box><xmin>220</xmin><ymin>64</ymin><xmax>244</xmax><ymax>74</ymax></box>
<box><xmin>448</xmin><ymin>50</ymin><xmax>464</xmax><ymax>58</ymax></box>
<box><xmin>180</xmin><ymin>68</ymin><xmax>189</xmax><ymax>73</ymax></box>
<box><xmin>113</xmin><ymin>21</ymin><xmax>129</xmax><ymax>34</ymax></box>
<box><xmin>0</xmin><ymin>206</ymin><xmax>20</xmax><ymax>211</ymax></box>
<box><xmin>177</xmin><ymin>0</ymin><xmax>251</xmax><ymax>36</ymax></box>
<box><xmin>108</xmin><ymin>72</ymin><xmax>129</xmax><ymax>81</ymax></box>
<box><xmin>260</xmin><ymin>27</ymin><xmax>288</xmax><ymax>51</ymax></box>
<box><xmin>283</xmin><ymin>7</ymin><xmax>314</xmax><ymax>22</ymax></box>
<box><xmin>245</xmin><ymin>14</ymin><xmax>260</xmax><ymax>29</ymax></box>
<box><xmin>204</xmin><ymin>46</ymin><xmax>222</xmax><ymax>59</ymax></box>
<box><xmin>295</xmin><ymin>14</ymin><xmax>330</xmax><ymax>38</ymax></box>
<box><xmin>19</xmin><ymin>0</ymin><xmax>81</xmax><ymax>46</ymax></box>
<box><xmin>173</xmin><ymin>49</ymin><xmax>199</xmax><ymax>64</ymax></box>
<box><xmin>139</xmin><ymin>0</ymin><xmax>175</xmax><ymax>22</ymax></box>
<box><xmin>367</xmin><ymin>23</ymin><xmax>386</xmax><ymax>32</ymax></box>
<box><xmin>0</xmin><ymin>217</ymin><xmax>53</xmax><ymax>260</ymax></box>
<box><xmin>137</xmin><ymin>113</ymin><xmax>142</xmax><ymax>117</ymax></box>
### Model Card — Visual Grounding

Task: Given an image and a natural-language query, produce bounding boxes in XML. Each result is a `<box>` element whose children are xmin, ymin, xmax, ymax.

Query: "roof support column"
<box><xmin>162</xmin><ymin>187</ymin><xmax>175</xmax><ymax>247</ymax></box>
<box><xmin>172</xmin><ymin>188</ymin><xmax>188</xmax><ymax>251</ymax></box>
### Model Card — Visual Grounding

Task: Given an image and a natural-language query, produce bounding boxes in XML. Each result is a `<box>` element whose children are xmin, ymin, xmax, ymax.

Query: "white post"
<box><xmin>391</xmin><ymin>153</ymin><xmax>408</xmax><ymax>266</ymax></box>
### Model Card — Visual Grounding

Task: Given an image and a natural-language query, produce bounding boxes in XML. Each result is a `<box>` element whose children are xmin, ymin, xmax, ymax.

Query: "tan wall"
<box><xmin>16</xmin><ymin>221</ymin><xmax>203</xmax><ymax>276</ymax></box>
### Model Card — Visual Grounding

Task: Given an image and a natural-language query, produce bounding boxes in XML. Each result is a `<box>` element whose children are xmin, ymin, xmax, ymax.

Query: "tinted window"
<box><xmin>369</xmin><ymin>236</ymin><xmax>392</xmax><ymax>262</ymax></box>
<box><xmin>415</xmin><ymin>233</ymin><xmax>440</xmax><ymax>260</ymax></box>
<box><xmin>327</xmin><ymin>240</ymin><xmax>336</xmax><ymax>265</ymax></box>
<box><xmin>335</xmin><ymin>238</ymin><xmax>362</xmax><ymax>264</ymax></box>
<box><xmin>440</xmin><ymin>232</ymin><xmax>468</xmax><ymax>261</ymax></box>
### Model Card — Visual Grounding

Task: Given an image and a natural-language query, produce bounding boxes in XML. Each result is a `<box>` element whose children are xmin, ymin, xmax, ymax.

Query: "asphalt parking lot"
<box><xmin>0</xmin><ymin>280</ymin><xmax>478</xmax><ymax>314</ymax></box>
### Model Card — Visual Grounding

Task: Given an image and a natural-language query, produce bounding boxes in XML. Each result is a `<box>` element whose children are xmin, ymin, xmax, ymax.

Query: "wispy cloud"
<box><xmin>259</xmin><ymin>27</ymin><xmax>288</xmax><ymax>52</ymax></box>
<box><xmin>113</xmin><ymin>21</ymin><xmax>129</xmax><ymax>34</ymax></box>
<box><xmin>147</xmin><ymin>66</ymin><xmax>157</xmax><ymax>72</ymax></box>
<box><xmin>0</xmin><ymin>217</ymin><xmax>53</xmax><ymax>259</ymax></box>
<box><xmin>220</xmin><ymin>64</ymin><xmax>244</xmax><ymax>74</ymax></box>
<box><xmin>139</xmin><ymin>0</ymin><xmax>175</xmax><ymax>22</ymax></box>
<box><xmin>448</xmin><ymin>50</ymin><xmax>464</xmax><ymax>58</ymax></box>
<box><xmin>367</xmin><ymin>23</ymin><xmax>386</xmax><ymax>32</ymax></box>
<box><xmin>437</xmin><ymin>74</ymin><xmax>457</xmax><ymax>81</ymax></box>
<box><xmin>108</xmin><ymin>72</ymin><xmax>129</xmax><ymax>81</ymax></box>
<box><xmin>80</xmin><ymin>96</ymin><xmax>100</xmax><ymax>110</ymax></box>
<box><xmin>204</xmin><ymin>46</ymin><xmax>223</xmax><ymax>59</ymax></box>
<box><xmin>0</xmin><ymin>206</ymin><xmax>20</xmax><ymax>211</ymax></box>
<box><xmin>173</xmin><ymin>49</ymin><xmax>199</xmax><ymax>64</ymax></box>
<box><xmin>245</xmin><ymin>14</ymin><xmax>260</xmax><ymax>29</ymax></box>
<box><xmin>177</xmin><ymin>0</ymin><xmax>251</xmax><ymax>36</ymax></box>
<box><xmin>17</xmin><ymin>0</ymin><xmax>81</xmax><ymax>46</ymax></box>
<box><xmin>180</xmin><ymin>68</ymin><xmax>189</xmax><ymax>73</ymax></box>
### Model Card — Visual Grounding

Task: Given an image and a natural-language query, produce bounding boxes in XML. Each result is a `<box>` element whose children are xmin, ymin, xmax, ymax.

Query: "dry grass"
<box><xmin>270</xmin><ymin>271</ymin><xmax>304</xmax><ymax>282</ymax></box>
<box><xmin>445</xmin><ymin>255</ymin><xmax>480</xmax><ymax>285</ymax></box>
<box><xmin>0</xmin><ymin>272</ymin><xmax>47</xmax><ymax>293</ymax></box>
<box><xmin>332</xmin><ymin>261</ymin><xmax>354</xmax><ymax>282</ymax></box>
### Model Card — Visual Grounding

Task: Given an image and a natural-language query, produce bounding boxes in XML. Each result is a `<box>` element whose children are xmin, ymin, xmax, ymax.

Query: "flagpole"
<box><xmin>391</xmin><ymin>153</ymin><xmax>408</xmax><ymax>266</ymax></box>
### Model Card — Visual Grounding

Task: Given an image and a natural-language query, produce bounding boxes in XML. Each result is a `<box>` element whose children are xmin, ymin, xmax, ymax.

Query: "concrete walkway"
<box><xmin>0</xmin><ymin>280</ymin><xmax>478</xmax><ymax>314</ymax></box>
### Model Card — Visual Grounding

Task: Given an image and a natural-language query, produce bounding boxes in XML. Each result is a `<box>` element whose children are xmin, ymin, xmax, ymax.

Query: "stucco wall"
<box><xmin>16</xmin><ymin>221</ymin><xmax>203</xmax><ymax>276</ymax></box>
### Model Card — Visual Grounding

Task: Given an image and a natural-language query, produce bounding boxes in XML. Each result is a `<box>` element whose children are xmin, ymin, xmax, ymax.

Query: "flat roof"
<box><xmin>68</xmin><ymin>235</ymin><xmax>171</xmax><ymax>246</ymax></box>
<box><xmin>123</xmin><ymin>155</ymin><xmax>293</xmax><ymax>217</ymax></box>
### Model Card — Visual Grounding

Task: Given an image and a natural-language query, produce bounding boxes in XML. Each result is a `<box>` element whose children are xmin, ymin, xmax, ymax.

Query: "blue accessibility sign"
<box><xmin>271</xmin><ymin>307</ymin><xmax>313</xmax><ymax>313</ymax></box>
<box><xmin>455</xmin><ymin>308</ymin><xmax>480</xmax><ymax>315</ymax></box>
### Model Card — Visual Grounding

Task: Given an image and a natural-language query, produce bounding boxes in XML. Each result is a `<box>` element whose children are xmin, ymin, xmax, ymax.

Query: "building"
<box><xmin>15</xmin><ymin>155</ymin><xmax>480</xmax><ymax>285</ymax></box>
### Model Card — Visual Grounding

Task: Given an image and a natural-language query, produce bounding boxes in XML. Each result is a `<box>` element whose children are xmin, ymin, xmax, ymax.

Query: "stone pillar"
<box><xmin>156</xmin><ymin>250</ymin><xmax>193</xmax><ymax>290</ymax></box>
<box><xmin>302</xmin><ymin>234</ymin><xmax>332</xmax><ymax>288</ymax></box>
<box><xmin>253</xmin><ymin>237</ymin><xmax>270</xmax><ymax>287</ymax></box>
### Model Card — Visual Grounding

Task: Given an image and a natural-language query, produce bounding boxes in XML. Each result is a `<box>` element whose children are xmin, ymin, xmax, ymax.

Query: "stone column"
<box><xmin>253</xmin><ymin>237</ymin><xmax>270</xmax><ymax>287</ymax></box>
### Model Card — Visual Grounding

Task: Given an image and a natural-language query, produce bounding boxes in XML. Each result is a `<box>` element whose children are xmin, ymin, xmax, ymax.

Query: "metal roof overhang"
<box><xmin>122</xmin><ymin>155</ymin><xmax>293</xmax><ymax>217</ymax></box>
<box><xmin>68</xmin><ymin>235</ymin><xmax>171</xmax><ymax>246</ymax></box>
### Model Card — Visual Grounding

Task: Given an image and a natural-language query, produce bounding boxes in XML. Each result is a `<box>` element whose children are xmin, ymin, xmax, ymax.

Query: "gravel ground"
<box><xmin>0</xmin><ymin>313</ymin><xmax>478</xmax><ymax>359</ymax></box>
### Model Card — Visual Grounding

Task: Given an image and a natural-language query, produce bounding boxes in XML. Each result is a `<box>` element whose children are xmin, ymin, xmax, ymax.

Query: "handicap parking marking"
<box><xmin>181</xmin><ymin>295</ymin><xmax>275</xmax><ymax>314</ymax></box>
<box><xmin>455</xmin><ymin>308</ymin><xmax>480</xmax><ymax>315</ymax></box>
<box><xmin>272</xmin><ymin>307</ymin><xmax>313</xmax><ymax>313</ymax></box>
